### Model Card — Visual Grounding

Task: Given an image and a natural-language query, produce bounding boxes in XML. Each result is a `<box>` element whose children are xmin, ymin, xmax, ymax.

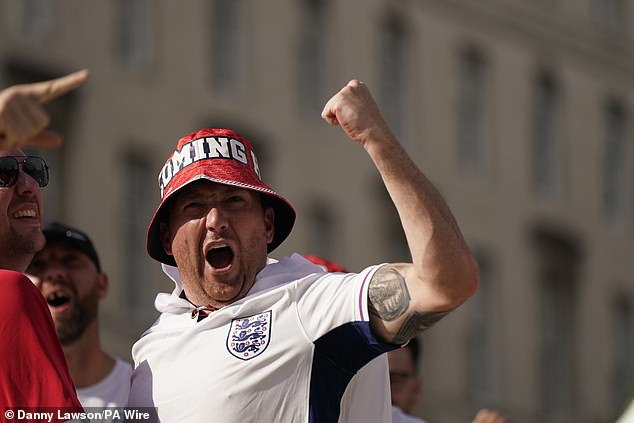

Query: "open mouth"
<box><xmin>12</xmin><ymin>207</ymin><xmax>39</xmax><ymax>221</ymax></box>
<box><xmin>206</xmin><ymin>243</ymin><xmax>234</xmax><ymax>270</ymax></box>
<box><xmin>46</xmin><ymin>290</ymin><xmax>71</xmax><ymax>309</ymax></box>
<box><xmin>13</xmin><ymin>209</ymin><xmax>37</xmax><ymax>218</ymax></box>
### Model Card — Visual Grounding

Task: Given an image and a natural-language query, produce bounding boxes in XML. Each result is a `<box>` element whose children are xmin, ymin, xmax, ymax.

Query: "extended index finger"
<box><xmin>27</xmin><ymin>69</ymin><xmax>89</xmax><ymax>103</ymax></box>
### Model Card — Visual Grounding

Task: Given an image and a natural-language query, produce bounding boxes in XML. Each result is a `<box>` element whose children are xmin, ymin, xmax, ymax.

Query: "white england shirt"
<box><xmin>128</xmin><ymin>254</ymin><xmax>396</xmax><ymax>423</ymax></box>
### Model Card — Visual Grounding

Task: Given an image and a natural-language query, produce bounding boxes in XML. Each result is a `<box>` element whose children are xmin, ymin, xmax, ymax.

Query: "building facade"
<box><xmin>1</xmin><ymin>1</ymin><xmax>632</xmax><ymax>422</ymax></box>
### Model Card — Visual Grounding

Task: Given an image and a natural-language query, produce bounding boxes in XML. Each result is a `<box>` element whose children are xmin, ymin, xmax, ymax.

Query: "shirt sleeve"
<box><xmin>294</xmin><ymin>264</ymin><xmax>384</xmax><ymax>343</ymax></box>
<box><xmin>0</xmin><ymin>270</ymin><xmax>83</xmax><ymax>416</ymax></box>
<box><xmin>293</xmin><ymin>265</ymin><xmax>399</xmax><ymax>421</ymax></box>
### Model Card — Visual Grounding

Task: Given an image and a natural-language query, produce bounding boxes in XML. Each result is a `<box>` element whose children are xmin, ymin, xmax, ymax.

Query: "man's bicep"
<box><xmin>367</xmin><ymin>264</ymin><xmax>453</xmax><ymax>345</ymax></box>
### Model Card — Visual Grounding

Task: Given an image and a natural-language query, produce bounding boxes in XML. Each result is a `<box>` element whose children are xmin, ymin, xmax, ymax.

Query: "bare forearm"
<box><xmin>322</xmin><ymin>80</ymin><xmax>479</xmax><ymax>343</ymax></box>
<box><xmin>363</xmin><ymin>128</ymin><xmax>477</xmax><ymax>303</ymax></box>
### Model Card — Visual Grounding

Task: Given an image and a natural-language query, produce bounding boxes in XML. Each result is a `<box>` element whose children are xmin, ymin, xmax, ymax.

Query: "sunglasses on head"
<box><xmin>0</xmin><ymin>156</ymin><xmax>49</xmax><ymax>188</ymax></box>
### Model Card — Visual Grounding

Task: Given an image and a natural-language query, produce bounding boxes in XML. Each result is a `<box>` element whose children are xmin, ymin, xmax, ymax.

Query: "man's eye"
<box><xmin>226</xmin><ymin>196</ymin><xmax>244</xmax><ymax>203</ymax></box>
<box><xmin>63</xmin><ymin>256</ymin><xmax>82</xmax><ymax>267</ymax></box>
<box><xmin>184</xmin><ymin>201</ymin><xmax>204</xmax><ymax>209</ymax></box>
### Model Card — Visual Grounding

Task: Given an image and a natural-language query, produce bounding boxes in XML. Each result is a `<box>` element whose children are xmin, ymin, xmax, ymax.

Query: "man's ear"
<box><xmin>160</xmin><ymin>222</ymin><xmax>173</xmax><ymax>256</ymax></box>
<box><xmin>98</xmin><ymin>272</ymin><xmax>109</xmax><ymax>300</ymax></box>
<box><xmin>264</xmin><ymin>207</ymin><xmax>275</xmax><ymax>244</ymax></box>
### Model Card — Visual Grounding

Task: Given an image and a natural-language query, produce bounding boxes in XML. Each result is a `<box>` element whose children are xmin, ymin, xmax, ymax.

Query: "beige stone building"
<box><xmin>1</xmin><ymin>0</ymin><xmax>632</xmax><ymax>422</ymax></box>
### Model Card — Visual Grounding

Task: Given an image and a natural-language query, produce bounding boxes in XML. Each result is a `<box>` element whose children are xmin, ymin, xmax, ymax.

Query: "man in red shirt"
<box><xmin>0</xmin><ymin>71</ymin><xmax>88</xmax><ymax>417</ymax></box>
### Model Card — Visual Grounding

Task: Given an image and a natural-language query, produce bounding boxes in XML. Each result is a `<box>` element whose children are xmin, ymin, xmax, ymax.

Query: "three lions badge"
<box><xmin>227</xmin><ymin>311</ymin><xmax>272</xmax><ymax>360</ymax></box>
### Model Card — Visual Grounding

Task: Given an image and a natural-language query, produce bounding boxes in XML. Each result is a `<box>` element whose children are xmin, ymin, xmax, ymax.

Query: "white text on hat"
<box><xmin>159</xmin><ymin>136</ymin><xmax>261</xmax><ymax>197</ymax></box>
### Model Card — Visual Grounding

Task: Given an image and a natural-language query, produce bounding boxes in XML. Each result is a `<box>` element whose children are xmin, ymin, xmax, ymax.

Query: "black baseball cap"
<box><xmin>42</xmin><ymin>222</ymin><xmax>101</xmax><ymax>272</ymax></box>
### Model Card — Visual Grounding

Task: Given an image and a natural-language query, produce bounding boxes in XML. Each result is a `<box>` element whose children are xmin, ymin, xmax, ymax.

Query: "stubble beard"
<box><xmin>55</xmin><ymin>284</ymin><xmax>99</xmax><ymax>346</ymax></box>
<box><xmin>0</xmin><ymin>227</ymin><xmax>44</xmax><ymax>270</ymax></box>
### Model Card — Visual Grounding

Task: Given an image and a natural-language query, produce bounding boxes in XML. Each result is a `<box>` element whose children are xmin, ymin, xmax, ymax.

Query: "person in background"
<box><xmin>26</xmin><ymin>222</ymin><xmax>132</xmax><ymax>408</ymax></box>
<box><xmin>302</xmin><ymin>255</ymin><xmax>350</xmax><ymax>273</ymax></box>
<box><xmin>389</xmin><ymin>338</ymin><xmax>508</xmax><ymax>423</ymax></box>
<box><xmin>471</xmin><ymin>409</ymin><xmax>508</xmax><ymax>423</ymax></box>
<box><xmin>0</xmin><ymin>70</ymin><xmax>88</xmax><ymax>415</ymax></box>
<box><xmin>389</xmin><ymin>337</ymin><xmax>427</xmax><ymax>423</ymax></box>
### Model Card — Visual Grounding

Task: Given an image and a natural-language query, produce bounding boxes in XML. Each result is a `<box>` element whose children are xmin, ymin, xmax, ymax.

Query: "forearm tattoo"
<box><xmin>368</xmin><ymin>267</ymin><xmax>410</xmax><ymax>321</ymax></box>
<box><xmin>393</xmin><ymin>310</ymin><xmax>451</xmax><ymax>344</ymax></box>
<box><xmin>368</xmin><ymin>266</ymin><xmax>452</xmax><ymax>344</ymax></box>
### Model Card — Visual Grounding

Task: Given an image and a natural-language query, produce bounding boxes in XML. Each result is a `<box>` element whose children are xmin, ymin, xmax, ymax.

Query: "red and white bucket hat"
<box><xmin>146</xmin><ymin>128</ymin><xmax>296</xmax><ymax>266</ymax></box>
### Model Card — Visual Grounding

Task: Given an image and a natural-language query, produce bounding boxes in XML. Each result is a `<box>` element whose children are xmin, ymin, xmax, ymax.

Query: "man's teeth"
<box><xmin>47</xmin><ymin>292</ymin><xmax>68</xmax><ymax>301</ymax></box>
<box><xmin>14</xmin><ymin>210</ymin><xmax>37</xmax><ymax>218</ymax></box>
<box><xmin>211</xmin><ymin>243</ymin><xmax>228</xmax><ymax>249</ymax></box>
<box><xmin>47</xmin><ymin>291</ymin><xmax>70</xmax><ymax>306</ymax></box>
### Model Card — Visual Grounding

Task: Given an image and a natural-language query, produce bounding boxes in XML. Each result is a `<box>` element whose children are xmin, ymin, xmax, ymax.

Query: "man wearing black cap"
<box><xmin>128</xmin><ymin>80</ymin><xmax>479</xmax><ymax>422</ymax></box>
<box><xmin>27</xmin><ymin>222</ymin><xmax>132</xmax><ymax>408</ymax></box>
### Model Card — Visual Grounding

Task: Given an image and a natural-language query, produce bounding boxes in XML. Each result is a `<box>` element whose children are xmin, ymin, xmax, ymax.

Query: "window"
<box><xmin>210</xmin><ymin>0</ymin><xmax>243</xmax><ymax>96</ymax></box>
<box><xmin>298</xmin><ymin>0</ymin><xmax>327</xmax><ymax>115</ymax></box>
<box><xmin>532</xmin><ymin>72</ymin><xmax>562</xmax><ymax>199</ymax></box>
<box><xmin>603</xmin><ymin>99</ymin><xmax>630</xmax><ymax>223</ymax></box>
<box><xmin>122</xmin><ymin>152</ymin><xmax>155</xmax><ymax>314</ymax></box>
<box><xmin>592</xmin><ymin>0</ymin><xmax>628</xmax><ymax>31</ymax></box>
<box><xmin>611</xmin><ymin>293</ymin><xmax>634</xmax><ymax>418</ymax></box>
<box><xmin>306</xmin><ymin>201</ymin><xmax>335</xmax><ymax>258</ymax></box>
<box><xmin>458</xmin><ymin>48</ymin><xmax>488</xmax><ymax>175</ymax></box>
<box><xmin>116</xmin><ymin>0</ymin><xmax>155</xmax><ymax>69</ymax></box>
<box><xmin>21</xmin><ymin>0</ymin><xmax>53</xmax><ymax>39</ymax></box>
<box><xmin>375</xmin><ymin>180</ymin><xmax>409</xmax><ymax>262</ymax></box>
<box><xmin>379</xmin><ymin>15</ymin><xmax>408</xmax><ymax>145</ymax></box>
<box><xmin>466</xmin><ymin>251</ymin><xmax>498</xmax><ymax>406</ymax></box>
<box><xmin>534</xmin><ymin>228</ymin><xmax>581</xmax><ymax>421</ymax></box>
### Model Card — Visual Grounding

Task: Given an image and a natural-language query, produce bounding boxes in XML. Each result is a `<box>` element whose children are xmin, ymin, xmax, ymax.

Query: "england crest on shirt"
<box><xmin>227</xmin><ymin>310</ymin><xmax>272</xmax><ymax>360</ymax></box>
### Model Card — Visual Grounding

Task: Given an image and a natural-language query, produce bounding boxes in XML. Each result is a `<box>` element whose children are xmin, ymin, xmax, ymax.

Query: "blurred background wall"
<box><xmin>1</xmin><ymin>0</ymin><xmax>633</xmax><ymax>422</ymax></box>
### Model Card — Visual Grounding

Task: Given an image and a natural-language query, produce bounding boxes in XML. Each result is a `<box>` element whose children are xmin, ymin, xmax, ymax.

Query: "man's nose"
<box><xmin>15</xmin><ymin>167</ymin><xmax>40</xmax><ymax>196</ymax></box>
<box><xmin>40</xmin><ymin>261</ymin><xmax>67</xmax><ymax>283</ymax></box>
<box><xmin>205</xmin><ymin>207</ymin><xmax>229</xmax><ymax>233</ymax></box>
